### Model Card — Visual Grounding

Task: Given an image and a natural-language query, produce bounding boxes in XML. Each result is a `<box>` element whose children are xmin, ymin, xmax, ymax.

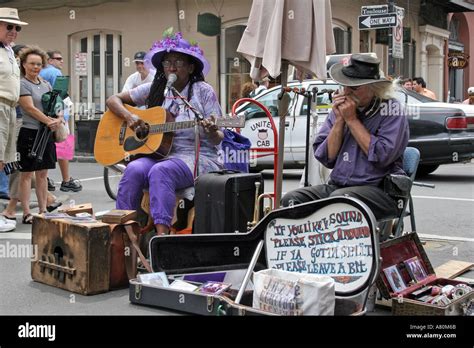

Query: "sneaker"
<box><xmin>60</xmin><ymin>177</ymin><xmax>82</xmax><ymax>192</ymax></box>
<box><xmin>47</xmin><ymin>178</ymin><xmax>56</xmax><ymax>192</ymax></box>
<box><xmin>0</xmin><ymin>215</ymin><xmax>16</xmax><ymax>232</ymax></box>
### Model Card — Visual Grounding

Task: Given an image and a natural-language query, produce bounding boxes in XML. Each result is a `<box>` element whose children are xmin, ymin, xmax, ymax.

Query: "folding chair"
<box><xmin>392</xmin><ymin>147</ymin><xmax>435</xmax><ymax>237</ymax></box>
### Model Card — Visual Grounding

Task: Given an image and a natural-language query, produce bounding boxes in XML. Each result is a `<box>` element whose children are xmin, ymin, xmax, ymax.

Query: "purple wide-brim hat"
<box><xmin>145</xmin><ymin>32</ymin><xmax>210</xmax><ymax>76</ymax></box>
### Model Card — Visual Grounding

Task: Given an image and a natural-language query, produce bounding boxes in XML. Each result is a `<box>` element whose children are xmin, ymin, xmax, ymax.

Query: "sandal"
<box><xmin>22</xmin><ymin>214</ymin><xmax>34</xmax><ymax>225</ymax></box>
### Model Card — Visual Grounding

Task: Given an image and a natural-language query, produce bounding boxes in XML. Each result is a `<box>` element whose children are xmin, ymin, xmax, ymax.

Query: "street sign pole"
<box><xmin>388</xmin><ymin>0</ymin><xmax>395</xmax><ymax>77</ymax></box>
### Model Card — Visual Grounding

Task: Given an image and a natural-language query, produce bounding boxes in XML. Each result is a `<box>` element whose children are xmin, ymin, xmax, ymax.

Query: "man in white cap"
<box><xmin>282</xmin><ymin>54</ymin><xmax>410</xmax><ymax>223</ymax></box>
<box><xmin>462</xmin><ymin>87</ymin><xmax>474</xmax><ymax>105</ymax></box>
<box><xmin>0</xmin><ymin>8</ymin><xmax>28</xmax><ymax>231</ymax></box>
<box><xmin>122</xmin><ymin>51</ymin><xmax>155</xmax><ymax>92</ymax></box>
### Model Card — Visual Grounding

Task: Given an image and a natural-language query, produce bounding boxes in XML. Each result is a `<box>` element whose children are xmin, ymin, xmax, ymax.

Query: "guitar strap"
<box><xmin>123</xmin><ymin>223</ymin><xmax>152</xmax><ymax>275</ymax></box>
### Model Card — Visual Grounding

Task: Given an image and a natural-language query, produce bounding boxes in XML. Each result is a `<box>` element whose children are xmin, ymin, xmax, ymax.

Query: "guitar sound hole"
<box><xmin>135</xmin><ymin>123</ymin><xmax>150</xmax><ymax>141</ymax></box>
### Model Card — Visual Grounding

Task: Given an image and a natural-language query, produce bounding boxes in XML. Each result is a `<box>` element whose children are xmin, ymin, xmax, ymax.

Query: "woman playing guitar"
<box><xmin>106</xmin><ymin>30</ymin><xmax>224</xmax><ymax>236</ymax></box>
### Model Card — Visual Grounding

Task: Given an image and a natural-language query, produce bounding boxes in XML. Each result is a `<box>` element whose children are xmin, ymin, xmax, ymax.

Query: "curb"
<box><xmin>71</xmin><ymin>154</ymin><xmax>96</xmax><ymax>163</ymax></box>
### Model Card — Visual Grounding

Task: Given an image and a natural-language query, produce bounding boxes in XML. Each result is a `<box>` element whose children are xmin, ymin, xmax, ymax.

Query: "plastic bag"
<box><xmin>253</xmin><ymin>268</ymin><xmax>335</xmax><ymax>315</ymax></box>
<box><xmin>55</xmin><ymin>134</ymin><xmax>75</xmax><ymax>160</ymax></box>
<box><xmin>221</xmin><ymin>129</ymin><xmax>251</xmax><ymax>173</ymax></box>
<box><xmin>54</xmin><ymin>121</ymin><xmax>68</xmax><ymax>143</ymax></box>
<box><xmin>383</xmin><ymin>174</ymin><xmax>412</xmax><ymax>198</ymax></box>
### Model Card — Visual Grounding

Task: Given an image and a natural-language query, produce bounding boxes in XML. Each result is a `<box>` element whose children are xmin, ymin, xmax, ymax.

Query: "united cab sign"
<box><xmin>265</xmin><ymin>202</ymin><xmax>374</xmax><ymax>294</ymax></box>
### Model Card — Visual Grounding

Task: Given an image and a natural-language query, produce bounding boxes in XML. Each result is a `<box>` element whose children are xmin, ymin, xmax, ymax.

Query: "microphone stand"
<box><xmin>170</xmin><ymin>86</ymin><xmax>204</xmax><ymax>177</ymax></box>
<box><xmin>304</xmin><ymin>87</ymin><xmax>318</xmax><ymax>187</ymax></box>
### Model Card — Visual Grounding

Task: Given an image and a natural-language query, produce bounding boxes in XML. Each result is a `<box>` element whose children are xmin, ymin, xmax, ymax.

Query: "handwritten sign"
<box><xmin>265</xmin><ymin>203</ymin><xmax>374</xmax><ymax>294</ymax></box>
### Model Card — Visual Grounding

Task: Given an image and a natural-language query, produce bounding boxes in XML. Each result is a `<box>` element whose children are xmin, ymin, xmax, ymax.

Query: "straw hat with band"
<box><xmin>329</xmin><ymin>54</ymin><xmax>390</xmax><ymax>87</ymax></box>
<box><xmin>0</xmin><ymin>8</ymin><xmax>28</xmax><ymax>26</ymax></box>
<box><xmin>145</xmin><ymin>31</ymin><xmax>210</xmax><ymax>76</ymax></box>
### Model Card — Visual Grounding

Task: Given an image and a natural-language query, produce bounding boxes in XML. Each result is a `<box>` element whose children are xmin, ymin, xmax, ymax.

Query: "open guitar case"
<box><xmin>129</xmin><ymin>196</ymin><xmax>381</xmax><ymax>316</ymax></box>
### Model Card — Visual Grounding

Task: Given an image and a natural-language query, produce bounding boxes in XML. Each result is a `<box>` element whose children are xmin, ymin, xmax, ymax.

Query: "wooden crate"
<box><xmin>31</xmin><ymin>216</ymin><xmax>113</xmax><ymax>295</ymax></box>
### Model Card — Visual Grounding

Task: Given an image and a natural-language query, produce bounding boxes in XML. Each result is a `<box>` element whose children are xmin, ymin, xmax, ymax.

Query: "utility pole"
<box><xmin>388</xmin><ymin>0</ymin><xmax>395</xmax><ymax>77</ymax></box>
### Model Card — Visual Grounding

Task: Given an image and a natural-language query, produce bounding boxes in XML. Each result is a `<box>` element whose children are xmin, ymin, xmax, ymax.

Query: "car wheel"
<box><xmin>416</xmin><ymin>164</ymin><xmax>439</xmax><ymax>177</ymax></box>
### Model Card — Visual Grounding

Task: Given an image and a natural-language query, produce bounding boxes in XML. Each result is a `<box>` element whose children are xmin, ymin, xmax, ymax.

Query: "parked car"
<box><xmin>236</xmin><ymin>79</ymin><xmax>474</xmax><ymax>176</ymax></box>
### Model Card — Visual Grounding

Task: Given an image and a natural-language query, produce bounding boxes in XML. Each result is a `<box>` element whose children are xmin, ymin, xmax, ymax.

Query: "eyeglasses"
<box><xmin>51</xmin><ymin>57</ymin><xmax>63</xmax><ymax>61</ymax></box>
<box><xmin>162</xmin><ymin>59</ymin><xmax>186</xmax><ymax>69</ymax></box>
<box><xmin>6</xmin><ymin>24</ymin><xmax>22</xmax><ymax>32</ymax></box>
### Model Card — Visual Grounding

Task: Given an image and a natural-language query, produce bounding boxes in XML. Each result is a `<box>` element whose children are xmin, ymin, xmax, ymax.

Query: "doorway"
<box><xmin>69</xmin><ymin>30</ymin><xmax>122</xmax><ymax>153</ymax></box>
<box><xmin>70</xmin><ymin>30</ymin><xmax>122</xmax><ymax>118</ymax></box>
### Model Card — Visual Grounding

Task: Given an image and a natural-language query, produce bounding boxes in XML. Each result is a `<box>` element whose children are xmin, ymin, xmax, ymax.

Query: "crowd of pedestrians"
<box><xmin>0</xmin><ymin>7</ymin><xmax>82</xmax><ymax>232</ymax></box>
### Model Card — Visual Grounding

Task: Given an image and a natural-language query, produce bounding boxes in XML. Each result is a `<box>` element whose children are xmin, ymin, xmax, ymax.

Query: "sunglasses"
<box><xmin>6</xmin><ymin>24</ymin><xmax>22</xmax><ymax>32</ymax></box>
<box><xmin>51</xmin><ymin>57</ymin><xmax>63</xmax><ymax>61</ymax></box>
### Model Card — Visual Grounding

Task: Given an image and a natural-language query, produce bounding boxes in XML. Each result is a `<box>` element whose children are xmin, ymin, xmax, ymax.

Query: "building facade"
<box><xmin>6</xmin><ymin>0</ymin><xmax>473</xmax><ymax>135</ymax></box>
<box><xmin>447</xmin><ymin>11</ymin><xmax>474</xmax><ymax>102</ymax></box>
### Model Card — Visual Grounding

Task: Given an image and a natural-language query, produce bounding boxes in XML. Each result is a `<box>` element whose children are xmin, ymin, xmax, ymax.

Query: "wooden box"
<box><xmin>377</xmin><ymin>233</ymin><xmax>474</xmax><ymax>316</ymax></box>
<box><xmin>31</xmin><ymin>216</ymin><xmax>135</xmax><ymax>295</ymax></box>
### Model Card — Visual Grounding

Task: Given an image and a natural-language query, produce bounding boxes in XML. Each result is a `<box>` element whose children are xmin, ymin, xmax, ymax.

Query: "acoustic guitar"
<box><xmin>94</xmin><ymin>105</ymin><xmax>245</xmax><ymax>166</ymax></box>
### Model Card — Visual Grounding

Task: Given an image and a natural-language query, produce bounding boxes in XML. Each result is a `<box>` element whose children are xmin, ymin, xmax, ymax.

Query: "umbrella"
<box><xmin>237</xmin><ymin>0</ymin><xmax>336</xmax><ymax>207</ymax></box>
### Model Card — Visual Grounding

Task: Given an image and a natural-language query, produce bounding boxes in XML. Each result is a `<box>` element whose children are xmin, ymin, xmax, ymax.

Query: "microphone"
<box><xmin>164</xmin><ymin>73</ymin><xmax>177</xmax><ymax>96</ymax></box>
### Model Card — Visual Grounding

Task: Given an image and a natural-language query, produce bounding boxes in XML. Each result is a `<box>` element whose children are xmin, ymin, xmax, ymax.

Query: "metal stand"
<box><xmin>234</xmin><ymin>240</ymin><xmax>264</xmax><ymax>305</ymax></box>
<box><xmin>29</xmin><ymin>125</ymin><xmax>53</xmax><ymax>162</ymax></box>
<box><xmin>275</xmin><ymin>60</ymin><xmax>290</xmax><ymax>208</ymax></box>
<box><xmin>302</xmin><ymin>87</ymin><xmax>336</xmax><ymax>187</ymax></box>
<box><xmin>170</xmin><ymin>86</ymin><xmax>204</xmax><ymax>176</ymax></box>
<box><xmin>303</xmin><ymin>88</ymin><xmax>319</xmax><ymax>187</ymax></box>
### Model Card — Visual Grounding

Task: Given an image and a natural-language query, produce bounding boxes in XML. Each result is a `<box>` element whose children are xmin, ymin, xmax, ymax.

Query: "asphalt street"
<box><xmin>0</xmin><ymin>161</ymin><xmax>473</xmax><ymax>315</ymax></box>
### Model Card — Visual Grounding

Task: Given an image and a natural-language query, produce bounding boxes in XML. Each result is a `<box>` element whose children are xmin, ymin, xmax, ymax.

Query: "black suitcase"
<box><xmin>194</xmin><ymin>170</ymin><xmax>263</xmax><ymax>234</ymax></box>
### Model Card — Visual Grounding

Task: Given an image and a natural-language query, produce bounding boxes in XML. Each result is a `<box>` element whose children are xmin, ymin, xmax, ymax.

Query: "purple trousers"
<box><xmin>116</xmin><ymin>157</ymin><xmax>194</xmax><ymax>227</ymax></box>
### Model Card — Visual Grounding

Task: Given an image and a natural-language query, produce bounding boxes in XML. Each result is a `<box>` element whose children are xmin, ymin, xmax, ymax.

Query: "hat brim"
<box><xmin>133</xmin><ymin>59</ymin><xmax>145</xmax><ymax>63</ymax></box>
<box><xmin>329</xmin><ymin>63</ymin><xmax>390</xmax><ymax>87</ymax></box>
<box><xmin>148</xmin><ymin>48</ymin><xmax>210</xmax><ymax>76</ymax></box>
<box><xmin>0</xmin><ymin>18</ymin><xmax>28</xmax><ymax>25</ymax></box>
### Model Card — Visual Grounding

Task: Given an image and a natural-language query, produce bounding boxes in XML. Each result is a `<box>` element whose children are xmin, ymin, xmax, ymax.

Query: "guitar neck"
<box><xmin>150</xmin><ymin>120</ymin><xmax>196</xmax><ymax>134</ymax></box>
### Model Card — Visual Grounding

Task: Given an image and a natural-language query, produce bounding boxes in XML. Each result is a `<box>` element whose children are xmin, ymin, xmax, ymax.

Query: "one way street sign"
<box><xmin>358</xmin><ymin>13</ymin><xmax>397</xmax><ymax>30</ymax></box>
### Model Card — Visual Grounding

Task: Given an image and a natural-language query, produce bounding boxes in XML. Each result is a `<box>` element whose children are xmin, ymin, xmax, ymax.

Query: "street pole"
<box><xmin>388</xmin><ymin>0</ymin><xmax>395</xmax><ymax>77</ymax></box>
